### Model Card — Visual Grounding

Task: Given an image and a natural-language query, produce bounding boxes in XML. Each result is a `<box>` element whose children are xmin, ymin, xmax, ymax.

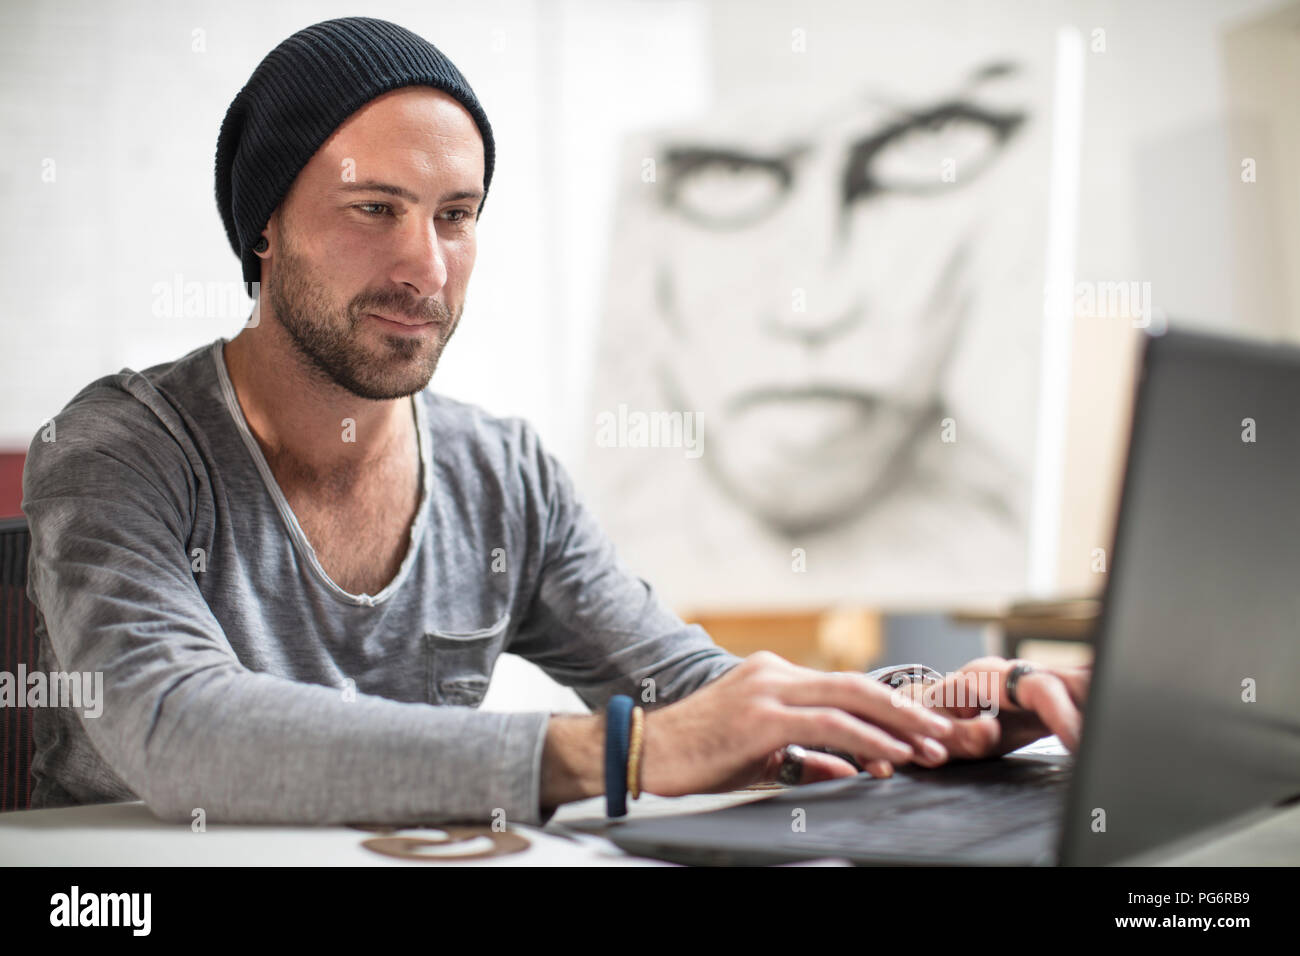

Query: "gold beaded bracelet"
<box><xmin>627</xmin><ymin>705</ymin><xmax>645</xmax><ymax>800</ymax></box>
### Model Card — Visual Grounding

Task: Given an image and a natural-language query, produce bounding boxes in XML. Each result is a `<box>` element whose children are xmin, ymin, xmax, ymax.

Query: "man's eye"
<box><xmin>442</xmin><ymin>209</ymin><xmax>471</xmax><ymax>222</ymax></box>
<box><xmin>357</xmin><ymin>202</ymin><xmax>391</xmax><ymax>216</ymax></box>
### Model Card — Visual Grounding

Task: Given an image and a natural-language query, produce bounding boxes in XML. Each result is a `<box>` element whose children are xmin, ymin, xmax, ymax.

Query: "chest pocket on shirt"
<box><xmin>423</xmin><ymin>612</ymin><xmax>510</xmax><ymax>707</ymax></box>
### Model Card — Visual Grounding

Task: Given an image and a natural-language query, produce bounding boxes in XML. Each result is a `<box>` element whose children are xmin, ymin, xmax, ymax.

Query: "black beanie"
<box><xmin>215</xmin><ymin>16</ymin><xmax>496</xmax><ymax>296</ymax></box>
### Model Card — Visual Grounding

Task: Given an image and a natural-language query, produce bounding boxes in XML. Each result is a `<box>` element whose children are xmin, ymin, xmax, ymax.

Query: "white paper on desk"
<box><xmin>775</xmin><ymin>858</ymin><xmax>855</xmax><ymax>867</ymax></box>
<box><xmin>1010</xmin><ymin>734</ymin><xmax>1067</xmax><ymax>755</ymax></box>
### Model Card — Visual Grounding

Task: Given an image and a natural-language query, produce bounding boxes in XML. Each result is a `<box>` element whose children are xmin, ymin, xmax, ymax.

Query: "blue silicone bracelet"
<box><xmin>604</xmin><ymin>695</ymin><xmax>634</xmax><ymax>817</ymax></box>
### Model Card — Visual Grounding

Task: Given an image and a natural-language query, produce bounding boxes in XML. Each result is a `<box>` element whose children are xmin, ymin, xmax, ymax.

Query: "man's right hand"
<box><xmin>638</xmin><ymin>651</ymin><xmax>957</xmax><ymax>795</ymax></box>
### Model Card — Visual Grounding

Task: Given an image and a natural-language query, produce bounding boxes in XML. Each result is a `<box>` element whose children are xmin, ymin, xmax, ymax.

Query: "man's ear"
<box><xmin>258</xmin><ymin>204</ymin><xmax>284</xmax><ymax>254</ymax></box>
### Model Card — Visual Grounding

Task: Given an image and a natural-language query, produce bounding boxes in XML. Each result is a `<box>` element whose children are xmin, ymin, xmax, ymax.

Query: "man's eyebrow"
<box><xmin>334</xmin><ymin>180</ymin><xmax>484</xmax><ymax>204</ymax></box>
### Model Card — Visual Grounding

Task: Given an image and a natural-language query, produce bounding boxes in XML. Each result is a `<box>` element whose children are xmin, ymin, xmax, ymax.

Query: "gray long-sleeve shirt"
<box><xmin>21</xmin><ymin>337</ymin><xmax>746</xmax><ymax>826</ymax></box>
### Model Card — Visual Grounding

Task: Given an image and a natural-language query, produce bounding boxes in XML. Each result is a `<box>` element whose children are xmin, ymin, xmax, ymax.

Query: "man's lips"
<box><xmin>365</xmin><ymin>311</ymin><xmax>437</xmax><ymax>331</ymax></box>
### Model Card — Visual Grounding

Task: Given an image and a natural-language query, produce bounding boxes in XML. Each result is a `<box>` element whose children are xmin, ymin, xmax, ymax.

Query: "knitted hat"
<box><xmin>215</xmin><ymin>16</ymin><xmax>495</xmax><ymax>296</ymax></box>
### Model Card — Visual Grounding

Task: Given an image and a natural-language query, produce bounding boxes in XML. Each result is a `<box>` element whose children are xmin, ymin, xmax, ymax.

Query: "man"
<box><xmin>22</xmin><ymin>17</ymin><xmax>1086</xmax><ymax>827</ymax></box>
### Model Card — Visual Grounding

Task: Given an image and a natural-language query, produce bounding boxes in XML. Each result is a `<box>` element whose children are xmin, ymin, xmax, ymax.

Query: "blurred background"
<box><xmin>2</xmin><ymin>0</ymin><xmax>1296</xmax><ymax>711</ymax></box>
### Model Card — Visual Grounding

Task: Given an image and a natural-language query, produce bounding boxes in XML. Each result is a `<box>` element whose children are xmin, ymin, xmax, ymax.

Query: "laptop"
<box><xmin>607</xmin><ymin>326</ymin><xmax>1300</xmax><ymax>866</ymax></box>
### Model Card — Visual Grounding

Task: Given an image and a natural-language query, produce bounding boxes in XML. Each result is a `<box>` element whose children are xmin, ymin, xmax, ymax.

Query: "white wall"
<box><xmin>1050</xmin><ymin>0</ymin><xmax>1293</xmax><ymax>592</ymax></box>
<box><xmin>0</xmin><ymin>0</ymin><xmax>553</xmax><ymax>444</ymax></box>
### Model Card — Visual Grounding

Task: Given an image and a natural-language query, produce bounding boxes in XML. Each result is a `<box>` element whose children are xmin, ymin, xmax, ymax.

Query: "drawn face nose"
<box><xmin>759</xmin><ymin>152</ymin><xmax>866</xmax><ymax>352</ymax></box>
<box><xmin>760</xmin><ymin>299</ymin><xmax>866</xmax><ymax>350</ymax></box>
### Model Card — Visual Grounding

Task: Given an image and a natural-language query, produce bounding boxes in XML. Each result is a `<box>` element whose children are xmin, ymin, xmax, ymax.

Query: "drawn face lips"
<box><xmin>709</xmin><ymin>386</ymin><xmax>921</xmax><ymax>531</ymax></box>
<box><xmin>727</xmin><ymin>387</ymin><xmax>880</xmax><ymax>459</ymax></box>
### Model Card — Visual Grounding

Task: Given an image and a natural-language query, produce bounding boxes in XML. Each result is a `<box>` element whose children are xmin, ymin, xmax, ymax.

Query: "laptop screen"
<box><xmin>1061</xmin><ymin>327</ymin><xmax>1300</xmax><ymax>865</ymax></box>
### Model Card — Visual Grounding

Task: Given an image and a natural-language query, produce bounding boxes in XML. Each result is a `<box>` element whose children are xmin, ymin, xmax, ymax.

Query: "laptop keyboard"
<box><xmin>782</xmin><ymin>763</ymin><xmax>1071</xmax><ymax>857</ymax></box>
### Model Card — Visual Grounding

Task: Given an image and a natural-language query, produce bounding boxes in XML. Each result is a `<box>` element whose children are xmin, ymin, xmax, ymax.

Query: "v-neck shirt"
<box><xmin>22</xmin><ymin>337</ymin><xmax>742</xmax><ymax>825</ymax></box>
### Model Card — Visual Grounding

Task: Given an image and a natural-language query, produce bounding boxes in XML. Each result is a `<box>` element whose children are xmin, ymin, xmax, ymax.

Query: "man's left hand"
<box><xmin>897</xmin><ymin>656</ymin><xmax>1090</xmax><ymax>760</ymax></box>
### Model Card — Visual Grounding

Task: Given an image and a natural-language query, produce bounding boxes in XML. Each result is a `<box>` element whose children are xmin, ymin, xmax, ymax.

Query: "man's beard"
<box><xmin>267</xmin><ymin>237</ymin><xmax>460</xmax><ymax>401</ymax></box>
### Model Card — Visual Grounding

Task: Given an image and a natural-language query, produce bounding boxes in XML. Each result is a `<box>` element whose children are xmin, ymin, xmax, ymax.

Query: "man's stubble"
<box><xmin>266</xmin><ymin>221</ymin><xmax>461</xmax><ymax>401</ymax></box>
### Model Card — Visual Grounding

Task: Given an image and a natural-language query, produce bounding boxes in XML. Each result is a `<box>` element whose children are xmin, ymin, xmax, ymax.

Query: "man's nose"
<box><xmin>391</xmin><ymin>215</ymin><xmax>448</xmax><ymax>297</ymax></box>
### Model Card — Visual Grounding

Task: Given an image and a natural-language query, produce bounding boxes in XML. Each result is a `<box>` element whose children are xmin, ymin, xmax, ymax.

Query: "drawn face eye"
<box><xmin>843</xmin><ymin>103</ymin><xmax>1025</xmax><ymax>200</ymax></box>
<box><xmin>660</xmin><ymin>148</ymin><xmax>793</xmax><ymax>229</ymax></box>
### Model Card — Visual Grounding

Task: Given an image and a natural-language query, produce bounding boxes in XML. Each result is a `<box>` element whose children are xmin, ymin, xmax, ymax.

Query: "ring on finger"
<box><xmin>777</xmin><ymin>744</ymin><xmax>806</xmax><ymax>785</ymax></box>
<box><xmin>1005</xmin><ymin>662</ymin><xmax>1037</xmax><ymax>708</ymax></box>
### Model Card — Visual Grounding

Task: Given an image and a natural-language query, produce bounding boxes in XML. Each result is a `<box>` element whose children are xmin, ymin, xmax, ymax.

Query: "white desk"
<box><xmin>0</xmin><ymin>789</ymin><xmax>780</xmax><ymax>867</ymax></box>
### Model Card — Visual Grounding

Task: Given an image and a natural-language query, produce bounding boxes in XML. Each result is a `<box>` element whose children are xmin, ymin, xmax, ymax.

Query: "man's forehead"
<box><xmin>300</xmin><ymin>87</ymin><xmax>484</xmax><ymax>184</ymax></box>
<box><xmin>331</xmin><ymin>86</ymin><xmax>478</xmax><ymax>137</ymax></box>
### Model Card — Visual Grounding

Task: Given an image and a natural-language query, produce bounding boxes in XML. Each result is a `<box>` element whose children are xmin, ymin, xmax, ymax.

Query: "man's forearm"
<box><xmin>540</xmin><ymin>712</ymin><xmax>607</xmax><ymax>810</ymax></box>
